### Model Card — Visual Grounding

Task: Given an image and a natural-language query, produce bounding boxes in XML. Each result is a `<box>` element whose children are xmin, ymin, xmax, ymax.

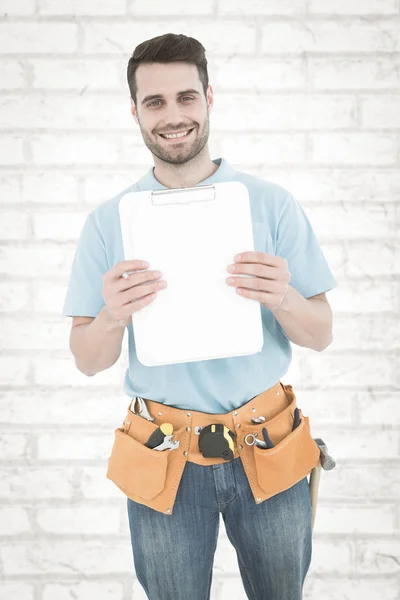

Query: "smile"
<box><xmin>159</xmin><ymin>128</ymin><xmax>194</xmax><ymax>141</ymax></box>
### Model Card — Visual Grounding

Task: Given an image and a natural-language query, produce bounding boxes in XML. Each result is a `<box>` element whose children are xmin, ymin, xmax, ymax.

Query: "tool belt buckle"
<box><xmin>198</xmin><ymin>423</ymin><xmax>236</xmax><ymax>461</ymax></box>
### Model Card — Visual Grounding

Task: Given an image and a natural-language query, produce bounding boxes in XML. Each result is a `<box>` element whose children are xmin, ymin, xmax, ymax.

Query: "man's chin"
<box><xmin>152</xmin><ymin>142</ymin><xmax>196</xmax><ymax>159</ymax></box>
<box><xmin>156</xmin><ymin>150</ymin><xmax>199</xmax><ymax>166</ymax></box>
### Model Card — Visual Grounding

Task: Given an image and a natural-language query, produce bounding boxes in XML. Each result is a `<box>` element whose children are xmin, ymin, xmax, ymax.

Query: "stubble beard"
<box><xmin>139</xmin><ymin>114</ymin><xmax>210</xmax><ymax>166</ymax></box>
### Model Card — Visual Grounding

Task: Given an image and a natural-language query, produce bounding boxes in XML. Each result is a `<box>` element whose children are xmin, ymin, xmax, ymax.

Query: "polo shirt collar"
<box><xmin>137</xmin><ymin>157</ymin><xmax>236</xmax><ymax>191</ymax></box>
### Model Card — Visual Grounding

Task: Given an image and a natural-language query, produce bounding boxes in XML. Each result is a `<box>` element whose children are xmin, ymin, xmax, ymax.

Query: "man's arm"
<box><xmin>70</xmin><ymin>306</ymin><xmax>126</xmax><ymax>376</ymax></box>
<box><xmin>270</xmin><ymin>287</ymin><xmax>333</xmax><ymax>352</ymax></box>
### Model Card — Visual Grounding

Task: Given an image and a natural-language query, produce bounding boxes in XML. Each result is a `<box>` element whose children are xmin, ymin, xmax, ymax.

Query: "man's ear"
<box><xmin>206</xmin><ymin>84</ymin><xmax>214</xmax><ymax>114</ymax></box>
<box><xmin>130</xmin><ymin>97</ymin><xmax>139</xmax><ymax>123</ymax></box>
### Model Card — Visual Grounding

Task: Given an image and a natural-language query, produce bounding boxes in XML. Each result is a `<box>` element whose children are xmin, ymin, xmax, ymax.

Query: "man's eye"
<box><xmin>148</xmin><ymin>97</ymin><xmax>194</xmax><ymax>107</ymax></box>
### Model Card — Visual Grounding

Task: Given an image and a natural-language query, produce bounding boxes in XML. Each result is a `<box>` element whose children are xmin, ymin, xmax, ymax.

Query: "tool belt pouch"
<box><xmin>106</xmin><ymin>408</ymin><xmax>189</xmax><ymax>515</ymax></box>
<box><xmin>252</xmin><ymin>411</ymin><xmax>320</xmax><ymax>496</ymax></box>
<box><xmin>239</xmin><ymin>386</ymin><xmax>321</xmax><ymax>501</ymax></box>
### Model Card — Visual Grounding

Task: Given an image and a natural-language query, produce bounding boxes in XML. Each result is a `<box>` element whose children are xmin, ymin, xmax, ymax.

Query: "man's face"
<box><xmin>131</xmin><ymin>62</ymin><xmax>213</xmax><ymax>165</ymax></box>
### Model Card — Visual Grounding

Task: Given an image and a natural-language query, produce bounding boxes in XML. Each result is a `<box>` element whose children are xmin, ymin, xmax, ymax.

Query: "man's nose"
<box><xmin>163</xmin><ymin>107</ymin><xmax>186</xmax><ymax>128</ymax></box>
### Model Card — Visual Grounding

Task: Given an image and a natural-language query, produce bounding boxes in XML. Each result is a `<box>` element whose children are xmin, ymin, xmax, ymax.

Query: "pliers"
<box><xmin>130</xmin><ymin>396</ymin><xmax>155</xmax><ymax>422</ymax></box>
<box><xmin>254</xmin><ymin>407</ymin><xmax>301</xmax><ymax>448</ymax></box>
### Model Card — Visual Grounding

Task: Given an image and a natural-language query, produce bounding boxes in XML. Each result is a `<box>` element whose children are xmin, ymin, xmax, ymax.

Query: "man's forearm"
<box><xmin>269</xmin><ymin>285</ymin><xmax>333</xmax><ymax>351</ymax></box>
<box><xmin>70</xmin><ymin>306</ymin><xmax>126</xmax><ymax>376</ymax></box>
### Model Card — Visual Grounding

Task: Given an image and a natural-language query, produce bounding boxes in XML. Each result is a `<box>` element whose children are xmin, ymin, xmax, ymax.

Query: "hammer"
<box><xmin>309</xmin><ymin>438</ymin><xmax>336</xmax><ymax>531</ymax></box>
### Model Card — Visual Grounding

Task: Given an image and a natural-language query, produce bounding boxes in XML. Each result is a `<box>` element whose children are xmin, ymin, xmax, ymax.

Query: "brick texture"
<box><xmin>0</xmin><ymin>1</ymin><xmax>399</xmax><ymax>599</ymax></box>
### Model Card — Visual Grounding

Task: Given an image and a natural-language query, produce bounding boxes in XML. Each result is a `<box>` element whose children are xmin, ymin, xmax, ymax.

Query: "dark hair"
<box><xmin>127</xmin><ymin>33</ymin><xmax>209</xmax><ymax>106</ymax></box>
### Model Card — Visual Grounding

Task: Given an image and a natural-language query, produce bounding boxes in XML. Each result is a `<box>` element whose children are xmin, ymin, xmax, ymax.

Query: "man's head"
<box><xmin>127</xmin><ymin>33</ymin><xmax>213</xmax><ymax>166</ymax></box>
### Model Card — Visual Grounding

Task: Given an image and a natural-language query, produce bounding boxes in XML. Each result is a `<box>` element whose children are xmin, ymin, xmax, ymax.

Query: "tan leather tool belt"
<box><xmin>106</xmin><ymin>380</ymin><xmax>320</xmax><ymax>515</ymax></box>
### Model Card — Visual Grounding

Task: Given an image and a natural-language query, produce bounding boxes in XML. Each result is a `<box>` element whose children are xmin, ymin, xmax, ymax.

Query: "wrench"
<box><xmin>152</xmin><ymin>434</ymin><xmax>180</xmax><ymax>451</ymax></box>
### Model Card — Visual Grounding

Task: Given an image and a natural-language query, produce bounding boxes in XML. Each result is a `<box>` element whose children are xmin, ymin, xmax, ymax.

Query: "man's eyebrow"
<box><xmin>141</xmin><ymin>89</ymin><xmax>200</xmax><ymax>106</ymax></box>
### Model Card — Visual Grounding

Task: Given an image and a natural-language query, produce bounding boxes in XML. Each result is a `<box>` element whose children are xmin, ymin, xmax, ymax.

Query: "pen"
<box><xmin>121</xmin><ymin>268</ymin><xmax>149</xmax><ymax>279</ymax></box>
<box><xmin>121</xmin><ymin>270</ymin><xmax>135</xmax><ymax>279</ymax></box>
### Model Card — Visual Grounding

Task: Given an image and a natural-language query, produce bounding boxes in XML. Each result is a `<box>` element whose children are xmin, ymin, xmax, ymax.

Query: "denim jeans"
<box><xmin>127</xmin><ymin>456</ymin><xmax>313</xmax><ymax>600</ymax></box>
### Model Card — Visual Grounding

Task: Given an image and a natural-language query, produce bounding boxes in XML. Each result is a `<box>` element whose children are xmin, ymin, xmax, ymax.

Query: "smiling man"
<box><xmin>63</xmin><ymin>32</ymin><xmax>338</xmax><ymax>600</ymax></box>
<box><xmin>130</xmin><ymin>59</ymin><xmax>217</xmax><ymax>188</ymax></box>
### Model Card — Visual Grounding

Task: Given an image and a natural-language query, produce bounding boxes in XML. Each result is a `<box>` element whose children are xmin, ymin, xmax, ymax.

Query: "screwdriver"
<box><xmin>144</xmin><ymin>423</ymin><xmax>174</xmax><ymax>449</ymax></box>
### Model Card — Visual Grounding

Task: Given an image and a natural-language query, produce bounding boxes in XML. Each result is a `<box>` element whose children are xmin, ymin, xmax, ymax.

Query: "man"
<box><xmin>63</xmin><ymin>33</ymin><xmax>337</xmax><ymax>600</ymax></box>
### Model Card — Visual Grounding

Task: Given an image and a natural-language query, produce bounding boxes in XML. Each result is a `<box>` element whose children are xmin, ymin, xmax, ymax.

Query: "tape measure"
<box><xmin>198</xmin><ymin>424</ymin><xmax>235</xmax><ymax>461</ymax></box>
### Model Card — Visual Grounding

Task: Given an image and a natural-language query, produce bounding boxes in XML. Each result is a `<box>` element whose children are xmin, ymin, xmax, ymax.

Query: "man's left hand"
<box><xmin>226</xmin><ymin>251</ymin><xmax>291</xmax><ymax>311</ymax></box>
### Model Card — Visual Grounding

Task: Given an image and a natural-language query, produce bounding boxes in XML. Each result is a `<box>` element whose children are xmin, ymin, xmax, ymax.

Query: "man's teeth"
<box><xmin>161</xmin><ymin>129</ymin><xmax>191</xmax><ymax>139</ymax></box>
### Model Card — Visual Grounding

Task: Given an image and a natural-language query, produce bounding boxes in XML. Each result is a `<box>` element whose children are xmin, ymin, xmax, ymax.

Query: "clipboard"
<box><xmin>119</xmin><ymin>180</ymin><xmax>264</xmax><ymax>366</ymax></box>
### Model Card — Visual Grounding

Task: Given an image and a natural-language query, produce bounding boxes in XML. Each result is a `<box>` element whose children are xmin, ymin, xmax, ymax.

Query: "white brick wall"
<box><xmin>0</xmin><ymin>1</ymin><xmax>399</xmax><ymax>599</ymax></box>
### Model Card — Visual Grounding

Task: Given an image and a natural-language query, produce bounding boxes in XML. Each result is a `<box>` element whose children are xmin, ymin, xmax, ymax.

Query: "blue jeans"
<box><xmin>127</xmin><ymin>455</ymin><xmax>313</xmax><ymax>599</ymax></box>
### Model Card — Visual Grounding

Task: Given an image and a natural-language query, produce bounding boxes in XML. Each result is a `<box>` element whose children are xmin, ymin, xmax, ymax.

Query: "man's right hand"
<box><xmin>102</xmin><ymin>260</ymin><xmax>167</xmax><ymax>327</ymax></box>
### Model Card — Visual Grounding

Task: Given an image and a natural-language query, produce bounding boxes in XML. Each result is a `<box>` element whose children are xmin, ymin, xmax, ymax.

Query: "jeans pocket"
<box><xmin>253</xmin><ymin>413</ymin><xmax>320</xmax><ymax>496</ymax></box>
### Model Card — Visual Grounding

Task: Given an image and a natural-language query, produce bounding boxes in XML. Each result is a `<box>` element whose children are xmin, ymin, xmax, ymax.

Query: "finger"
<box><xmin>106</xmin><ymin>260</ymin><xmax>150</xmax><ymax>281</ymax></box>
<box><xmin>119</xmin><ymin>290</ymin><xmax>158</xmax><ymax>319</ymax></box>
<box><xmin>232</xmin><ymin>277</ymin><xmax>277</xmax><ymax>293</ymax></box>
<box><xmin>117</xmin><ymin>269</ymin><xmax>162</xmax><ymax>292</ymax></box>
<box><xmin>230</xmin><ymin>263</ymin><xmax>277</xmax><ymax>279</ymax></box>
<box><xmin>121</xmin><ymin>279</ymin><xmax>165</xmax><ymax>306</ymax></box>
<box><xmin>235</xmin><ymin>252</ymin><xmax>279</xmax><ymax>266</ymax></box>
<box><xmin>235</xmin><ymin>286</ymin><xmax>274</xmax><ymax>302</ymax></box>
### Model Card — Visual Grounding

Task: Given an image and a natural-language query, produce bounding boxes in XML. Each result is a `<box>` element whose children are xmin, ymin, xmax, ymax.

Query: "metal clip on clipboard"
<box><xmin>150</xmin><ymin>184</ymin><xmax>216</xmax><ymax>205</ymax></box>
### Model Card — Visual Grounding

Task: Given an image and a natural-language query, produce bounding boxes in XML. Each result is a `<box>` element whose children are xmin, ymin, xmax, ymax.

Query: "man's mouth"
<box><xmin>158</xmin><ymin>128</ymin><xmax>195</xmax><ymax>141</ymax></box>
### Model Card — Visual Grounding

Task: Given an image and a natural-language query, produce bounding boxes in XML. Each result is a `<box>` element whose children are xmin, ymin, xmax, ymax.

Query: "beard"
<box><xmin>138</xmin><ymin>113</ymin><xmax>210</xmax><ymax>166</ymax></box>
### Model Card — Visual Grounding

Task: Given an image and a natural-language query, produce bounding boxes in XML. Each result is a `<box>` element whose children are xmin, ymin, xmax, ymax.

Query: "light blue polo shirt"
<box><xmin>62</xmin><ymin>157</ymin><xmax>337</xmax><ymax>413</ymax></box>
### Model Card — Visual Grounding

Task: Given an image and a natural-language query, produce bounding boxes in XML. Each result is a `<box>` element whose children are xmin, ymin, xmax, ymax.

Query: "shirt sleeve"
<box><xmin>62</xmin><ymin>210</ymin><xmax>109</xmax><ymax>318</ymax></box>
<box><xmin>275</xmin><ymin>193</ymin><xmax>338</xmax><ymax>299</ymax></box>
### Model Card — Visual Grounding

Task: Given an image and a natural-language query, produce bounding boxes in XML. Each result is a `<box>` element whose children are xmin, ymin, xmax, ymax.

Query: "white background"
<box><xmin>0</xmin><ymin>0</ymin><xmax>399</xmax><ymax>598</ymax></box>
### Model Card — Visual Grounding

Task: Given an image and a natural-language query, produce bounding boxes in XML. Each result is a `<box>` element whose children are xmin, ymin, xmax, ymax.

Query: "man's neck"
<box><xmin>152</xmin><ymin>156</ymin><xmax>219</xmax><ymax>189</ymax></box>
